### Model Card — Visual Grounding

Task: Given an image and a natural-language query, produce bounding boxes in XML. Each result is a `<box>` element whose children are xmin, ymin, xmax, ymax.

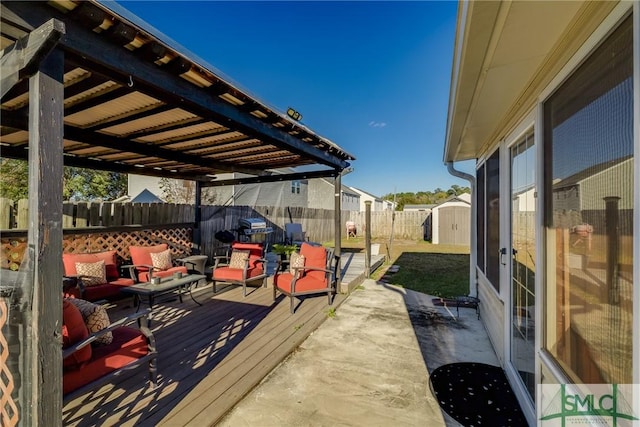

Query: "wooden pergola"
<box><xmin>0</xmin><ymin>1</ymin><xmax>354</xmax><ymax>424</ymax></box>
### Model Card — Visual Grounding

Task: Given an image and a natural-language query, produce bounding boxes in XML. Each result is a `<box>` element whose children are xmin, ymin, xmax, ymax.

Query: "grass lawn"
<box><xmin>329</xmin><ymin>238</ymin><xmax>471</xmax><ymax>298</ymax></box>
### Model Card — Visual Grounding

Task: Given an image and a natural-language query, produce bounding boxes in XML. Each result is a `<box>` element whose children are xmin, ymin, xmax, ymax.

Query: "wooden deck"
<box><xmin>63</xmin><ymin>252</ymin><xmax>384</xmax><ymax>426</ymax></box>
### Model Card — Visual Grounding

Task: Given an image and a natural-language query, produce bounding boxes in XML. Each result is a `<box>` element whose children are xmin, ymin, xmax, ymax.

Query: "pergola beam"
<box><xmin>0</xmin><ymin>18</ymin><xmax>64</xmax><ymax>98</ymax></box>
<box><xmin>0</xmin><ymin>112</ymin><xmax>271</xmax><ymax>177</ymax></box>
<box><xmin>0</xmin><ymin>144</ymin><xmax>220</xmax><ymax>182</ymax></box>
<box><xmin>201</xmin><ymin>169</ymin><xmax>340</xmax><ymax>188</ymax></box>
<box><xmin>3</xmin><ymin>2</ymin><xmax>349</xmax><ymax>169</ymax></box>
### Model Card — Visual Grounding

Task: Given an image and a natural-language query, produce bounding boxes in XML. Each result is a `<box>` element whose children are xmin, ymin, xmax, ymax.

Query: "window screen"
<box><xmin>543</xmin><ymin>15</ymin><xmax>633</xmax><ymax>385</ymax></box>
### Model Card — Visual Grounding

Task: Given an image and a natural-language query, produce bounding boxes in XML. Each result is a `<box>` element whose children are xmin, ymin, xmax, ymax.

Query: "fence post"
<box><xmin>62</xmin><ymin>202</ymin><xmax>75</xmax><ymax>228</ymax></box>
<box><xmin>75</xmin><ymin>202</ymin><xmax>88</xmax><ymax>227</ymax></box>
<box><xmin>88</xmin><ymin>202</ymin><xmax>100</xmax><ymax>226</ymax></box>
<box><xmin>0</xmin><ymin>198</ymin><xmax>13</xmax><ymax>229</ymax></box>
<box><xmin>16</xmin><ymin>199</ymin><xmax>29</xmax><ymax>229</ymax></box>
<box><xmin>365</xmin><ymin>200</ymin><xmax>371</xmax><ymax>278</ymax></box>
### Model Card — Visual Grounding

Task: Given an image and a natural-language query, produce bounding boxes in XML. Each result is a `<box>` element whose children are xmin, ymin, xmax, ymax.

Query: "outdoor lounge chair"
<box><xmin>273</xmin><ymin>243</ymin><xmax>339</xmax><ymax>314</ymax></box>
<box><xmin>62</xmin><ymin>300</ymin><xmax>157</xmax><ymax>403</ymax></box>
<box><xmin>211</xmin><ymin>242</ymin><xmax>267</xmax><ymax>296</ymax></box>
<box><xmin>62</xmin><ymin>250</ymin><xmax>135</xmax><ymax>302</ymax></box>
<box><xmin>127</xmin><ymin>243</ymin><xmax>188</xmax><ymax>283</ymax></box>
<box><xmin>284</xmin><ymin>223</ymin><xmax>308</xmax><ymax>247</ymax></box>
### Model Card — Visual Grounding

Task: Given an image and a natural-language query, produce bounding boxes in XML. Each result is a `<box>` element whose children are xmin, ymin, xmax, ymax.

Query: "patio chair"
<box><xmin>284</xmin><ymin>223</ymin><xmax>308</xmax><ymax>247</ymax></box>
<box><xmin>127</xmin><ymin>243</ymin><xmax>188</xmax><ymax>283</ymax></box>
<box><xmin>211</xmin><ymin>241</ymin><xmax>267</xmax><ymax>296</ymax></box>
<box><xmin>62</xmin><ymin>250</ymin><xmax>135</xmax><ymax>302</ymax></box>
<box><xmin>273</xmin><ymin>243</ymin><xmax>340</xmax><ymax>314</ymax></box>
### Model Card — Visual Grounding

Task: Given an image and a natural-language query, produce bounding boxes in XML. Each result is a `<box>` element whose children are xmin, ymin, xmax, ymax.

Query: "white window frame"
<box><xmin>535</xmin><ymin>1</ymin><xmax>638</xmax><ymax>387</ymax></box>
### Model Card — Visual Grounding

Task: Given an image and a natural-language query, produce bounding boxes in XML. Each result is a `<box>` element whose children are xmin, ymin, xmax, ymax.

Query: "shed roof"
<box><xmin>1</xmin><ymin>1</ymin><xmax>354</xmax><ymax>183</ymax></box>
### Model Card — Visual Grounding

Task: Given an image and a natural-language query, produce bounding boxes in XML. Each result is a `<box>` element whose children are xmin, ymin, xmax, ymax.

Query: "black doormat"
<box><xmin>429</xmin><ymin>362</ymin><xmax>527</xmax><ymax>426</ymax></box>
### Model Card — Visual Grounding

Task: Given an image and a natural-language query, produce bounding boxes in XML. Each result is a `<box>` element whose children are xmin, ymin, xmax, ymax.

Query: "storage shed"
<box><xmin>429</xmin><ymin>193</ymin><xmax>471</xmax><ymax>246</ymax></box>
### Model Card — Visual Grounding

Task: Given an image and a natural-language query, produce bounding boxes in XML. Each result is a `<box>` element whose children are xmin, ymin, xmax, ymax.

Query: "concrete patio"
<box><xmin>219</xmin><ymin>278</ymin><xmax>499</xmax><ymax>427</ymax></box>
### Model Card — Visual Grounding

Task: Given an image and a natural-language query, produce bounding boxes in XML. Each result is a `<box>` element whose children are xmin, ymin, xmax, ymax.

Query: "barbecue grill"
<box><xmin>215</xmin><ymin>218</ymin><xmax>273</xmax><ymax>245</ymax></box>
<box><xmin>237</xmin><ymin>218</ymin><xmax>273</xmax><ymax>238</ymax></box>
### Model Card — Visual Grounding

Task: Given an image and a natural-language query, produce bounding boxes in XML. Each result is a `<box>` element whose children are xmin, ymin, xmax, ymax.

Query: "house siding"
<box><xmin>477</xmin><ymin>278</ymin><xmax>505</xmax><ymax>366</ymax></box>
<box><xmin>446</xmin><ymin>2</ymin><xmax>637</xmax><ymax>423</ymax></box>
<box><xmin>308</xmin><ymin>178</ymin><xmax>360</xmax><ymax>211</ymax></box>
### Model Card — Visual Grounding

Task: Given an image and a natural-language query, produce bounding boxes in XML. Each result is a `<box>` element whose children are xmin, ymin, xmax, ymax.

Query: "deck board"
<box><xmin>63</xmin><ymin>283</ymin><xmax>345</xmax><ymax>426</ymax></box>
<box><xmin>63</xmin><ymin>252</ymin><xmax>379</xmax><ymax>426</ymax></box>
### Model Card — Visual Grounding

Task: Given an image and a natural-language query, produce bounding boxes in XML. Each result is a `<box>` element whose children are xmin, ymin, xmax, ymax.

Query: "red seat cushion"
<box><xmin>275</xmin><ymin>273</ymin><xmax>328</xmax><ymax>293</ymax></box>
<box><xmin>63</xmin><ymin>326</ymin><xmax>148</xmax><ymax>395</ymax></box>
<box><xmin>63</xmin><ymin>251</ymin><xmax>119</xmax><ymax>280</ymax></box>
<box><xmin>130</xmin><ymin>244</ymin><xmax>188</xmax><ymax>282</ymax></box>
<box><xmin>129</xmin><ymin>244</ymin><xmax>168</xmax><ymax>267</ymax></box>
<box><xmin>213</xmin><ymin>266</ymin><xmax>263</xmax><ymax>282</ymax></box>
<box><xmin>82</xmin><ymin>278</ymin><xmax>135</xmax><ymax>301</ymax></box>
<box><xmin>62</xmin><ymin>300</ymin><xmax>92</xmax><ymax>368</ymax></box>
<box><xmin>299</xmin><ymin>243</ymin><xmax>327</xmax><ymax>281</ymax></box>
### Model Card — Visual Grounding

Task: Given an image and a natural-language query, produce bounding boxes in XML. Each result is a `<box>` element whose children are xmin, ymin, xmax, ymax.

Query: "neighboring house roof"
<box><xmin>552</xmin><ymin>156</ymin><xmax>633</xmax><ymax>190</ymax></box>
<box><xmin>316</xmin><ymin>178</ymin><xmax>359</xmax><ymax>197</ymax></box>
<box><xmin>131</xmin><ymin>189</ymin><xmax>164</xmax><ymax>203</ymax></box>
<box><xmin>457</xmin><ymin>192</ymin><xmax>472</xmax><ymax>203</ymax></box>
<box><xmin>349</xmin><ymin>186</ymin><xmax>381</xmax><ymax>201</ymax></box>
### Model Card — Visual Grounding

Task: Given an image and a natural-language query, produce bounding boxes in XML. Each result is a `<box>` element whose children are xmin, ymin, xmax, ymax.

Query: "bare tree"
<box><xmin>159</xmin><ymin>178</ymin><xmax>217</xmax><ymax>205</ymax></box>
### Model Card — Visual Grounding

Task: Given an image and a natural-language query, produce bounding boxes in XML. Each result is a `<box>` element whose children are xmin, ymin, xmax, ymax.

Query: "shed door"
<box><xmin>438</xmin><ymin>206</ymin><xmax>470</xmax><ymax>245</ymax></box>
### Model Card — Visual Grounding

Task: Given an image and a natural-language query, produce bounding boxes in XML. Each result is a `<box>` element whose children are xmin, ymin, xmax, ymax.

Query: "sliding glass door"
<box><xmin>510</xmin><ymin>132</ymin><xmax>536</xmax><ymax>402</ymax></box>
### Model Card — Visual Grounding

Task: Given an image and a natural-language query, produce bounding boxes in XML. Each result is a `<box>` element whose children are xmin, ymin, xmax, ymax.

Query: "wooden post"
<box><xmin>193</xmin><ymin>181</ymin><xmax>202</xmax><ymax>254</ymax></box>
<box><xmin>112</xmin><ymin>202</ymin><xmax>124</xmax><ymax>226</ymax></box>
<box><xmin>27</xmin><ymin>47</ymin><xmax>64</xmax><ymax>426</ymax></box>
<box><xmin>62</xmin><ymin>201</ymin><xmax>75</xmax><ymax>228</ymax></box>
<box><xmin>334</xmin><ymin>173</ymin><xmax>342</xmax><ymax>286</ymax></box>
<box><xmin>0</xmin><ymin>198</ymin><xmax>12</xmax><ymax>229</ymax></box>
<box><xmin>75</xmin><ymin>202</ymin><xmax>88</xmax><ymax>227</ymax></box>
<box><xmin>604</xmin><ymin>196</ymin><xmax>620</xmax><ymax>304</ymax></box>
<box><xmin>16</xmin><ymin>199</ymin><xmax>28</xmax><ymax>229</ymax></box>
<box><xmin>365</xmin><ymin>200</ymin><xmax>371</xmax><ymax>278</ymax></box>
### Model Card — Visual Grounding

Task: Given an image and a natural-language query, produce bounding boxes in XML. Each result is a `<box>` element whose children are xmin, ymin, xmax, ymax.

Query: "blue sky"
<box><xmin>117</xmin><ymin>1</ymin><xmax>471</xmax><ymax>197</ymax></box>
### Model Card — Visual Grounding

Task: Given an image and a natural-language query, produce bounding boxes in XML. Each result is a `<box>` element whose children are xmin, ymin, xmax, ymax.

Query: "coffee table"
<box><xmin>122</xmin><ymin>274</ymin><xmax>206</xmax><ymax>310</ymax></box>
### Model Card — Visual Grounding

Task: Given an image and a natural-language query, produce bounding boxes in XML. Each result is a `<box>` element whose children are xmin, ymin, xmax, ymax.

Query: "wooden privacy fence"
<box><xmin>1</xmin><ymin>198</ymin><xmax>430</xmax><ymax>241</ymax></box>
<box><xmin>199</xmin><ymin>207</ymin><xmax>430</xmax><ymax>254</ymax></box>
<box><xmin>0</xmin><ymin>198</ymin><xmax>194</xmax><ymax>229</ymax></box>
<box><xmin>1</xmin><ymin>198</ymin><xmax>430</xmax><ymax>269</ymax></box>
<box><xmin>343</xmin><ymin>210</ymin><xmax>430</xmax><ymax>240</ymax></box>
